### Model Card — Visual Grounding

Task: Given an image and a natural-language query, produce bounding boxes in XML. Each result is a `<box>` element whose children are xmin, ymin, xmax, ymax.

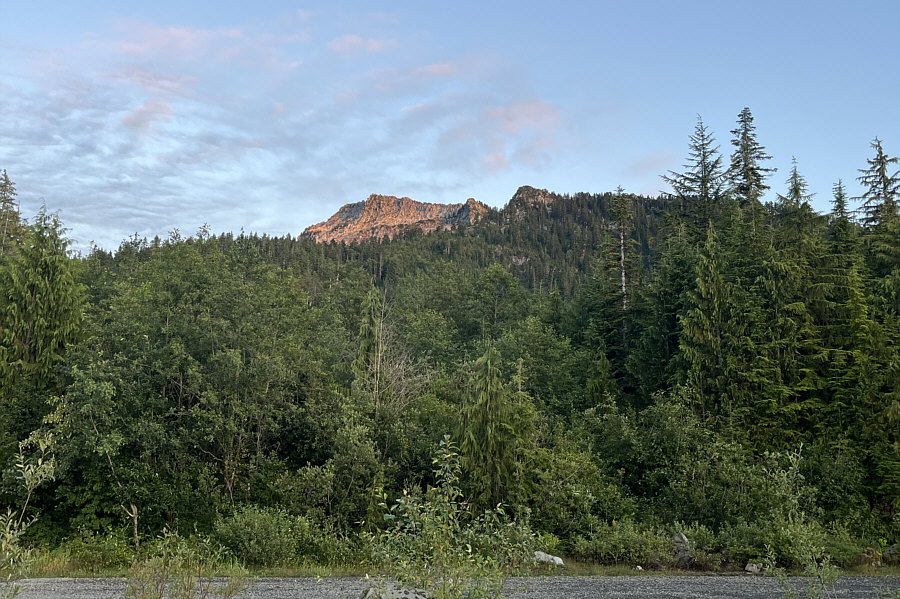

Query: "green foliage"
<box><xmin>460</xmin><ymin>347</ymin><xmax>523</xmax><ymax>511</ymax></box>
<box><xmin>372</xmin><ymin>436</ymin><xmax>533</xmax><ymax>599</ymax></box>
<box><xmin>212</xmin><ymin>505</ymin><xmax>363</xmax><ymax>568</ymax></box>
<box><xmin>766</xmin><ymin>542</ymin><xmax>841</xmax><ymax>599</ymax></box>
<box><xmin>662</xmin><ymin>115</ymin><xmax>728</xmax><ymax>235</ymax></box>
<box><xmin>126</xmin><ymin>530</ymin><xmax>250</xmax><ymax>599</ymax></box>
<box><xmin>728</xmin><ymin>107</ymin><xmax>776</xmax><ymax>206</ymax></box>
<box><xmin>571</xmin><ymin>520</ymin><xmax>670</xmax><ymax>566</ymax></box>
<box><xmin>0</xmin><ymin>170</ymin><xmax>23</xmax><ymax>257</ymax></box>
<box><xmin>55</xmin><ymin>529</ymin><xmax>135</xmax><ymax>572</ymax></box>
<box><xmin>213</xmin><ymin>506</ymin><xmax>300</xmax><ymax>568</ymax></box>
<box><xmin>1</xmin><ymin>508</ymin><xmax>28</xmax><ymax>598</ymax></box>
<box><xmin>0</xmin><ymin>208</ymin><xmax>84</xmax><ymax>480</ymax></box>
<box><xmin>1</xmin><ymin>430</ymin><xmax>56</xmax><ymax>598</ymax></box>
<box><xmin>525</xmin><ymin>431</ymin><xmax>635</xmax><ymax>545</ymax></box>
<box><xmin>2</xmin><ymin>125</ymin><xmax>899</xmax><ymax>571</ymax></box>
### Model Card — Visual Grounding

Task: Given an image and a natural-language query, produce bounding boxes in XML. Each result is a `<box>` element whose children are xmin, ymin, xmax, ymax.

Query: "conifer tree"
<box><xmin>0</xmin><ymin>208</ymin><xmax>84</xmax><ymax>470</ymax></box>
<box><xmin>856</xmin><ymin>138</ymin><xmax>900</xmax><ymax>278</ymax></box>
<box><xmin>0</xmin><ymin>170</ymin><xmax>23</xmax><ymax>256</ymax></box>
<box><xmin>750</xmin><ymin>160</ymin><xmax>827</xmax><ymax>444</ymax></box>
<box><xmin>460</xmin><ymin>346</ymin><xmax>519</xmax><ymax>510</ymax></box>
<box><xmin>728</xmin><ymin>107</ymin><xmax>776</xmax><ymax>207</ymax></box>
<box><xmin>857</xmin><ymin>138</ymin><xmax>899</xmax><ymax>228</ymax></box>
<box><xmin>662</xmin><ymin>116</ymin><xmax>728</xmax><ymax>237</ymax></box>
<box><xmin>610</xmin><ymin>186</ymin><xmax>634</xmax><ymax>311</ymax></box>
<box><xmin>627</xmin><ymin>221</ymin><xmax>697</xmax><ymax>396</ymax></box>
<box><xmin>679</xmin><ymin>227</ymin><xmax>747</xmax><ymax>422</ymax></box>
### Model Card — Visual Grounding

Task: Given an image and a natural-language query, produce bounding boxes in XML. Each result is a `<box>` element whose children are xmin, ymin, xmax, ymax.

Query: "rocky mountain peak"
<box><xmin>301</xmin><ymin>194</ymin><xmax>490</xmax><ymax>244</ymax></box>
<box><xmin>510</xmin><ymin>185</ymin><xmax>557</xmax><ymax>206</ymax></box>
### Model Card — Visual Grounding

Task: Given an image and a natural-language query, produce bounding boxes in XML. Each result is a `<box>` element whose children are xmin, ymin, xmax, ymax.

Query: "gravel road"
<box><xmin>12</xmin><ymin>575</ymin><xmax>900</xmax><ymax>599</ymax></box>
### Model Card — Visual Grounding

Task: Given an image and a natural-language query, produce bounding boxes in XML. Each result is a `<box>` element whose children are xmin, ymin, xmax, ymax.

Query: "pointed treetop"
<box><xmin>661</xmin><ymin>115</ymin><xmax>727</xmax><ymax>232</ymax></box>
<box><xmin>856</xmin><ymin>137</ymin><xmax>899</xmax><ymax>227</ymax></box>
<box><xmin>778</xmin><ymin>157</ymin><xmax>814</xmax><ymax>209</ymax></box>
<box><xmin>728</xmin><ymin>107</ymin><xmax>775</xmax><ymax>206</ymax></box>
<box><xmin>831</xmin><ymin>179</ymin><xmax>849</xmax><ymax>220</ymax></box>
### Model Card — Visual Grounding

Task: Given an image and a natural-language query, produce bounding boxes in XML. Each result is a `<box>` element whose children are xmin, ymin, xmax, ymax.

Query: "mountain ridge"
<box><xmin>301</xmin><ymin>193</ymin><xmax>491</xmax><ymax>243</ymax></box>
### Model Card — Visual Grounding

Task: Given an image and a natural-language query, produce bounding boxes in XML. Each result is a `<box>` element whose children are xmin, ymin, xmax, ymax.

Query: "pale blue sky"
<box><xmin>2</xmin><ymin>1</ymin><xmax>898</xmax><ymax>249</ymax></box>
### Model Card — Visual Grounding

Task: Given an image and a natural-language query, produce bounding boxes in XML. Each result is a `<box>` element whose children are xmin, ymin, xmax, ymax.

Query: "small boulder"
<box><xmin>635</xmin><ymin>565</ymin><xmax>644</xmax><ymax>571</ymax></box>
<box><xmin>672</xmin><ymin>532</ymin><xmax>694</xmax><ymax>569</ymax></box>
<box><xmin>534</xmin><ymin>550</ymin><xmax>564</xmax><ymax>567</ymax></box>
<box><xmin>744</xmin><ymin>562</ymin><xmax>764</xmax><ymax>574</ymax></box>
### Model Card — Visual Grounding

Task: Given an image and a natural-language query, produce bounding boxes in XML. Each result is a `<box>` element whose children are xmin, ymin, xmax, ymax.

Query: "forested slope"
<box><xmin>0</xmin><ymin>109</ymin><xmax>898</xmax><ymax>569</ymax></box>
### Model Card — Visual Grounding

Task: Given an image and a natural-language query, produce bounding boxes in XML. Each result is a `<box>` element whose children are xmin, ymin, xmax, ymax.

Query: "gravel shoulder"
<box><xmin>12</xmin><ymin>575</ymin><xmax>900</xmax><ymax>599</ymax></box>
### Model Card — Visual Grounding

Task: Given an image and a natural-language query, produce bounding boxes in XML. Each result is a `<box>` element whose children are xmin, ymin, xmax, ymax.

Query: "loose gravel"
<box><xmin>12</xmin><ymin>575</ymin><xmax>900</xmax><ymax>599</ymax></box>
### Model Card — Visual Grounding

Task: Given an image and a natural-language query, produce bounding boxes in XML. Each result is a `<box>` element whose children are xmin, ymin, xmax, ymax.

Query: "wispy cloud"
<box><xmin>111</xmin><ymin>21</ymin><xmax>244</xmax><ymax>59</ymax></box>
<box><xmin>328</xmin><ymin>33</ymin><xmax>395</xmax><ymax>55</ymax></box>
<box><xmin>0</xmin><ymin>10</ymin><xmax>566</xmax><ymax>250</ymax></box>
<box><xmin>119</xmin><ymin>100</ymin><xmax>175</xmax><ymax>130</ymax></box>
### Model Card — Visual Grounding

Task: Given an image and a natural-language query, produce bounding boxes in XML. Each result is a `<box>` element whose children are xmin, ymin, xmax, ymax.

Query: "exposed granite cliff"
<box><xmin>301</xmin><ymin>194</ymin><xmax>490</xmax><ymax>243</ymax></box>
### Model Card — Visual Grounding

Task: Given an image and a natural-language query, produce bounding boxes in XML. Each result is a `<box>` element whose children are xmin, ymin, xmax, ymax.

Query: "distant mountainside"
<box><xmin>301</xmin><ymin>194</ymin><xmax>490</xmax><ymax>243</ymax></box>
<box><xmin>293</xmin><ymin>185</ymin><xmax>667</xmax><ymax>295</ymax></box>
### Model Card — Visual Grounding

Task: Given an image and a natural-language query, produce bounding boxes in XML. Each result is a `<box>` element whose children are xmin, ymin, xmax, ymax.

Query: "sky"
<box><xmin>2</xmin><ymin>1</ymin><xmax>899</xmax><ymax>251</ymax></box>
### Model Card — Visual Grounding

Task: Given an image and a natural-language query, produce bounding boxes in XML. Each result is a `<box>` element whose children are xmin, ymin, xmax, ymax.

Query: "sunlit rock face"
<box><xmin>301</xmin><ymin>194</ymin><xmax>489</xmax><ymax>243</ymax></box>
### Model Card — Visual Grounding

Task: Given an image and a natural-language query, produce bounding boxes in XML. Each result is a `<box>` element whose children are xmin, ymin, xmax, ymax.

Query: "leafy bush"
<box><xmin>820</xmin><ymin>526</ymin><xmax>865</xmax><ymax>567</ymax></box>
<box><xmin>1</xmin><ymin>508</ymin><xmax>30</xmax><ymax>599</ymax></box>
<box><xmin>534</xmin><ymin>532</ymin><xmax>561</xmax><ymax>555</ymax></box>
<box><xmin>571</xmin><ymin>520</ymin><xmax>670</xmax><ymax>566</ymax></box>
<box><xmin>213</xmin><ymin>506</ymin><xmax>302</xmax><ymax>568</ymax></box>
<box><xmin>526</xmin><ymin>431</ymin><xmax>635</xmax><ymax>545</ymax></box>
<box><xmin>717</xmin><ymin>522</ymin><xmax>767</xmax><ymax>565</ymax></box>
<box><xmin>56</xmin><ymin>529</ymin><xmax>135</xmax><ymax>572</ymax></box>
<box><xmin>126</xmin><ymin>530</ymin><xmax>249</xmax><ymax>599</ymax></box>
<box><xmin>213</xmin><ymin>505</ymin><xmax>368</xmax><ymax>568</ymax></box>
<box><xmin>371</xmin><ymin>436</ymin><xmax>533</xmax><ymax>599</ymax></box>
<box><xmin>672</xmin><ymin>522</ymin><xmax>723</xmax><ymax>570</ymax></box>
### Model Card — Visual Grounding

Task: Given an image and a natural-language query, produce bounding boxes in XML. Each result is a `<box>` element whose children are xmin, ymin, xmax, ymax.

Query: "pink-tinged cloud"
<box><xmin>328</xmin><ymin>34</ymin><xmax>394</xmax><ymax>55</ymax></box>
<box><xmin>401</xmin><ymin>102</ymin><xmax>429</xmax><ymax>114</ymax></box>
<box><xmin>120</xmin><ymin>101</ymin><xmax>175</xmax><ymax>130</ymax></box>
<box><xmin>486</xmin><ymin>101</ymin><xmax>560</xmax><ymax>135</ymax></box>
<box><xmin>482</xmin><ymin>152</ymin><xmax>510</xmax><ymax>172</ymax></box>
<box><xmin>113</xmin><ymin>20</ymin><xmax>243</xmax><ymax>59</ymax></box>
<box><xmin>106</xmin><ymin>67</ymin><xmax>197</xmax><ymax>97</ymax></box>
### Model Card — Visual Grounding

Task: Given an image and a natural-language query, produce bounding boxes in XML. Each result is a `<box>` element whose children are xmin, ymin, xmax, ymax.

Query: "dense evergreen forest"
<box><xmin>1</xmin><ymin>109</ymin><xmax>898</xmax><ymax>570</ymax></box>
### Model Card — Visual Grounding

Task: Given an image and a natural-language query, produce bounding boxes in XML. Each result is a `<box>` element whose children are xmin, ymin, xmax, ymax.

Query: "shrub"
<box><xmin>126</xmin><ymin>530</ymin><xmax>249</xmax><ymax>599</ymax></box>
<box><xmin>571</xmin><ymin>520</ymin><xmax>670</xmax><ymax>566</ymax></box>
<box><xmin>534</xmin><ymin>532</ymin><xmax>561</xmax><ymax>555</ymax></box>
<box><xmin>371</xmin><ymin>436</ymin><xmax>533</xmax><ymax>599</ymax></box>
<box><xmin>672</xmin><ymin>522</ymin><xmax>723</xmax><ymax>570</ymax></box>
<box><xmin>57</xmin><ymin>529</ymin><xmax>134</xmax><ymax>572</ymax></box>
<box><xmin>717</xmin><ymin>522</ymin><xmax>767</xmax><ymax>566</ymax></box>
<box><xmin>213</xmin><ymin>506</ymin><xmax>299</xmax><ymax>568</ymax></box>
<box><xmin>1</xmin><ymin>508</ymin><xmax>30</xmax><ymax>599</ymax></box>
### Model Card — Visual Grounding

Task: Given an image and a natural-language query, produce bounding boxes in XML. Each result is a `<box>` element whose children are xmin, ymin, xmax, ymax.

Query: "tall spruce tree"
<box><xmin>460</xmin><ymin>346</ymin><xmax>520</xmax><ymax>510</ymax></box>
<box><xmin>752</xmin><ymin>160</ymin><xmax>827</xmax><ymax>445</ymax></box>
<box><xmin>728</xmin><ymin>107</ymin><xmax>776</xmax><ymax>207</ymax></box>
<box><xmin>662</xmin><ymin>116</ymin><xmax>728</xmax><ymax>237</ymax></box>
<box><xmin>857</xmin><ymin>138</ymin><xmax>899</xmax><ymax>229</ymax></box>
<box><xmin>679</xmin><ymin>227</ymin><xmax>748</xmax><ymax>423</ymax></box>
<box><xmin>856</xmin><ymin>138</ymin><xmax>900</xmax><ymax>279</ymax></box>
